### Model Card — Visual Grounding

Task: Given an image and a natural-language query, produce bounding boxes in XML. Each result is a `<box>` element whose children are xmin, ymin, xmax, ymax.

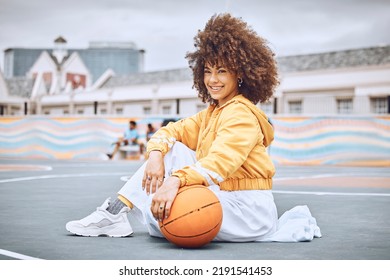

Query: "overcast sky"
<box><xmin>0</xmin><ymin>0</ymin><xmax>389</xmax><ymax>72</ymax></box>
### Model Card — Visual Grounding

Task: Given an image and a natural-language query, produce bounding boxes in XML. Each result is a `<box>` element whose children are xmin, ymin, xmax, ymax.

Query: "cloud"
<box><xmin>0</xmin><ymin>0</ymin><xmax>389</xmax><ymax>72</ymax></box>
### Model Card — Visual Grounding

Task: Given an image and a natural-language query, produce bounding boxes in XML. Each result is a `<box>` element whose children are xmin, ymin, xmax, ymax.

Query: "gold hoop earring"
<box><xmin>238</xmin><ymin>78</ymin><xmax>243</xmax><ymax>88</ymax></box>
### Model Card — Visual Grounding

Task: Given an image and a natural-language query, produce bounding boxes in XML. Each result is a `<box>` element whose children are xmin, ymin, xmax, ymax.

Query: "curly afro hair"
<box><xmin>185</xmin><ymin>13</ymin><xmax>279</xmax><ymax>105</ymax></box>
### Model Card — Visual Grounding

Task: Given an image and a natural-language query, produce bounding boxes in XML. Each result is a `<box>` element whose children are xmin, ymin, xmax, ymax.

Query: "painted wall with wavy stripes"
<box><xmin>1</xmin><ymin>116</ymin><xmax>389</xmax><ymax>166</ymax></box>
<box><xmin>269</xmin><ymin>116</ymin><xmax>390</xmax><ymax>166</ymax></box>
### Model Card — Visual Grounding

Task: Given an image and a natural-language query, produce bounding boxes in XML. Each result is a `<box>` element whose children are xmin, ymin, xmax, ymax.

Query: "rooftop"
<box><xmin>103</xmin><ymin>45</ymin><xmax>390</xmax><ymax>88</ymax></box>
<box><xmin>6</xmin><ymin>77</ymin><xmax>34</xmax><ymax>98</ymax></box>
<box><xmin>4</xmin><ymin>45</ymin><xmax>390</xmax><ymax>96</ymax></box>
<box><xmin>277</xmin><ymin>45</ymin><xmax>390</xmax><ymax>72</ymax></box>
<box><xmin>102</xmin><ymin>68</ymin><xmax>193</xmax><ymax>88</ymax></box>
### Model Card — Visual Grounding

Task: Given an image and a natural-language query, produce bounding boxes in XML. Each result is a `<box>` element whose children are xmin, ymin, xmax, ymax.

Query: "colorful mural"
<box><xmin>270</xmin><ymin>116</ymin><xmax>390</xmax><ymax>166</ymax></box>
<box><xmin>0</xmin><ymin>116</ymin><xmax>164</xmax><ymax>160</ymax></box>
<box><xmin>1</xmin><ymin>116</ymin><xmax>389</xmax><ymax>166</ymax></box>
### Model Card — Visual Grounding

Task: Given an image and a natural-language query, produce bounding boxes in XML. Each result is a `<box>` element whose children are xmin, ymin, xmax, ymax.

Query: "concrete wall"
<box><xmin>0</xmin><ymin>116</ymin><xmax>389</xmax><ymax>166</ymax></box>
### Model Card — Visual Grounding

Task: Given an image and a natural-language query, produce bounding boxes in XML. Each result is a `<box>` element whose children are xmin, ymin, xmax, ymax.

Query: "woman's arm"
<box><xmin>172</xmin><ymin>104</ymin><xmax>260</xmax><ymax>187</ymax></box>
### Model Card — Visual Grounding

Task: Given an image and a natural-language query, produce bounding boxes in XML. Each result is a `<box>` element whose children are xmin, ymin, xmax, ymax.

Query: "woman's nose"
<box><xmin>209</xmin><ymin>72</ymin><xmax>218</xmax><ymax>83</ymax></box>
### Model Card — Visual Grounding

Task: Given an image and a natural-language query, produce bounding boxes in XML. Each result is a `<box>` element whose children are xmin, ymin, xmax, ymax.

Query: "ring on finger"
<box><xmin>147</xmin><ymin>176</ymin><xmax>151</xmax><ymax>180</ymax></box>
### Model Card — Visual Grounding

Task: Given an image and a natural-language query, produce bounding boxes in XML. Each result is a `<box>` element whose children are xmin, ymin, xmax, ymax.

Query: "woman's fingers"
<box><xmin>151</xmin><ymin>200</ymin><xmax>166</xmax><ymax>221</ymax></box>
<box><xmin>142</xmin><ymin>175</ymin><xmax>152</xmax><ymax>194</ymax></box>
<box><xmin>157</xmin><ymin>203</ymin><xmax>165</xmax><ymax>222</ymax></box>
<box><xmin>143</xmin><ymin>174</ymin><xmax>165</xmax><ymax>195</ymax></box>
<box><xmin>150</xmin><ymin>177</ymin><xmax>157</xmax><ymax>194</ymax></box>
<box><xmin>151</xmin><ymin>201</ymin><xmax>160</xmax><ymax>220</ymax></box>
<box><xmin>150</xmin><ymin>176</ymin><xmax>180</xmax><ymax>221</ymax></box>
<box><xmin>151</xmin><ymin>177</ymin><xmax>165</xmax><ymax>194</ymax></box>
<box><xmin>164</xmin><ymin>200</ymin><xmax>173</xmax><ymax>220</ymax></box>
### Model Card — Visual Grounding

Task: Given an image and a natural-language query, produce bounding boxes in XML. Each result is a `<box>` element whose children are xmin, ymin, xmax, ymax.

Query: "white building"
<box><xmin>0</xmin><ymin>70</ymin><xmax>29</xmax><ymax>115</ymax></box>
<box><xmin>275</xmin><ymin>46</ymin><xmax>390</xmax><ymax>115</ymax></box>
<box><xmin>1</xmin><ymin>45</ymin><xmax>389</xmax><ymax>116</ymax></box>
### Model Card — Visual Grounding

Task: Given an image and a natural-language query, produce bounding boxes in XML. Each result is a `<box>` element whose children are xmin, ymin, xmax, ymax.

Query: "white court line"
<box><xmin>273</xmin><ymin>190</ymin><xmax>390</xmax><ymax>197</ymax></box>
<box><xmin>120</xmin><ymin>176</ymin><xmax>131</xmax><ymax>182</ymax></box>
<box><xmin>273</xmin><ymin>174</ymin><xmax>390</xmax><ymax>196</ymax></box>
<box><xmin>274</xmin><ymin>174</ymin><xmax>337</xmax><ymax>180</ymax></box>
<box><xmin>0</xmin><ymin>249</ymin><xmax>43</xmax><ymax>260</ymax></box>
<box><xmin>0</xmin><ymin>164</ymin><xmax>53</xmax><ymax>171</ymax></box>
<box><xmin>1</xmin><ymin>173</ymin><xmax>366</xmax><ymax>184</ymax></box>
<box><xmin>273</xmin><ymin>173</ymin><xmax>386</xmax><ymax>181</ymax></box>
<box><xmin>1</xmin><ymin>173</ymin><xmax>388</xmax><ymax>197</ymax></box>
<box><xmin>0</xmin><ymin>172</ymin><xmax>128</xmax><ymax>183</ymax></box>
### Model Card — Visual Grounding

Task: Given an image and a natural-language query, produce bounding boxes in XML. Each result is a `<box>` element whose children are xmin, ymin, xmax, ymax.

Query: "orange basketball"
<box><xmin>159</xmin><ymin>185</ymin><xmax>223</xmax><ymax>248</ymax></box>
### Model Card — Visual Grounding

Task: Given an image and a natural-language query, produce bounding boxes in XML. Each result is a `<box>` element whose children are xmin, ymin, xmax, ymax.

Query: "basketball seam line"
<box><xmin>163</xmin><ymin>218</ymin><xmax>223</xmax><ymax>239</ymax></box>
<box><xmin>160</xmin><ymin>201</ymin><xmax>221</xmax><ymax>232</ymax></box>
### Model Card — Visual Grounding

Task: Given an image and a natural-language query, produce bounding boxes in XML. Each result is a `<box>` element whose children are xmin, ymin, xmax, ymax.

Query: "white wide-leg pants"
<box><xmin>118</xmin><ymin>142</ymin><xmax>321</xmax><ymax>242</ymax></box>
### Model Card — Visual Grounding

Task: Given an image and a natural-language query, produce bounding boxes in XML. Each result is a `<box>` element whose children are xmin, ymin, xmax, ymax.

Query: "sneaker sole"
<box><xmin>67</xmin><ymin>230</ymin><xmax>134</xmax><ymax>238</ymax></box>
<box><xmin>66</xmin><ymin>224</ymin><xmax>133</xmax><ymax>238</ymax></box>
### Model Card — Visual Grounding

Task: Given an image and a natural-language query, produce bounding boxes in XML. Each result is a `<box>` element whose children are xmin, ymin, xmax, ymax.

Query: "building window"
<box><xmin>371</xmin><ymin>97</ymin><xmax>388</xmax><ymax>114</ymax></box>
<box><xmin>77</xmin><ymin>109</ymin><xmax>84</xmax><ymax>115</ymax></box>
<box><xmin>116</xmin><ymin>108</ymin><xmax>123</xmax><ymax>115</ymax></box>
<box><xmin>143</xmin><ymin>107</ymin><xmax>151</xmax><ymax>115</ymax></box>
<box><xmin>260</xmin><ymin>101</ymin><xmax>273</xmax><ymax>115</ymax></box>
<box><xmin>63</xmin><ymin>110</ymin><xmax>69</xmax><ymax>115</ymax></box>
<box><xmin>100</xmin><ymin>109</ymin><xmax>107</xmax><ymax>115</ymax></box>
<box><xmin>337</xmin><ymin>98</ymin><xmax>353</xmax><ymax>114</ymax></box>
<box><xmin>196</xmin><ymin>104</ymin><xmax>207</xmax><ymax>112</ymax></box>
<box><xmin>288</xmin><ymin>100</ymin><xmax>302</xmax><ymax>114</ymax></box>
<box><xmin>162</xmin><ymin>106</ymin><xmax>171</xmax><ymax>115</ymax></box>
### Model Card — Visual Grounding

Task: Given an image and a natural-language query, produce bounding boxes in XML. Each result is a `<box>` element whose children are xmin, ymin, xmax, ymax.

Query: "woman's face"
<box><xmin>203</xmin><ymin>62</ymin><xmax>239</xmax><ymax>106</ymax></box>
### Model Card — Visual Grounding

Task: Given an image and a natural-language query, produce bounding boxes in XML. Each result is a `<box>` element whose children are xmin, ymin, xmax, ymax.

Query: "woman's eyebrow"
<box><xmin>204</xmin><ymin>65</ymin><xmax>224</xmax><ymax>69</ymax></box>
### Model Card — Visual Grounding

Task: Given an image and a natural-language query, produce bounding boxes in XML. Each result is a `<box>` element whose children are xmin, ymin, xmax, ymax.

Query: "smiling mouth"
<box><xmin>209</xmin><ymin>86</ymin><xmax>223</xmax><ymax>91</ymax></box>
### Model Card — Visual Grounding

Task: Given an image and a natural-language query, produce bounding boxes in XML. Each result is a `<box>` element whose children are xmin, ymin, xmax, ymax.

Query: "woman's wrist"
<box><xmin>171</xmin><ymin>173</ymin><xmax>186</xmax><ymax>188</ymax></box>
<box><xmin>148</xmin><ymin>150</ymin><xmax>162</xmax><ymax>159</ymax></box>
<box><xmin>169</xmin><ymin>175</ymin><xmax>181</xmax><ymax>189</ymax></box>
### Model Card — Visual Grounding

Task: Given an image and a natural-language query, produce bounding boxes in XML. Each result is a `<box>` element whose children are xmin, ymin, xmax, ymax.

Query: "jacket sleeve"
<box><xmin>172</xmin><ymin>104</ymin><xmax>261</xmax><ymax>187</ymax></box>
<box><xmin>146</xmin><ymin>111</ymin><xmax>204</xmax><ymax>157</ymax></box>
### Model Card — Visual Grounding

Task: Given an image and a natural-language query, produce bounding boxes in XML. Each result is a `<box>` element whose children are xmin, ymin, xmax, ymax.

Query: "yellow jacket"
<box><xmin>146</xmin><ymin>95</ymin><xmax>275</xmax><ymax>191</ymax></box>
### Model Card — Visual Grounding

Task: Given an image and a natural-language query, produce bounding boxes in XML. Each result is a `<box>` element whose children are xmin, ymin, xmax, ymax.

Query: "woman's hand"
<box><xmin>142</xmin><ymin>151</ymin><xmax>165</xmax><ymax>195</ymax></box>
<box><xmin>151</xmin><ymin>176</ymin><xmax>181</xmax><ymax>221</ymax></box>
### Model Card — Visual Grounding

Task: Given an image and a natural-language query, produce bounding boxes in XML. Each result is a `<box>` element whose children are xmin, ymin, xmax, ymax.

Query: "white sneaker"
<box><xmin>66</xmin><ymin>198</ymin><xmax>133</xmax><ymax>237</ymax></box>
